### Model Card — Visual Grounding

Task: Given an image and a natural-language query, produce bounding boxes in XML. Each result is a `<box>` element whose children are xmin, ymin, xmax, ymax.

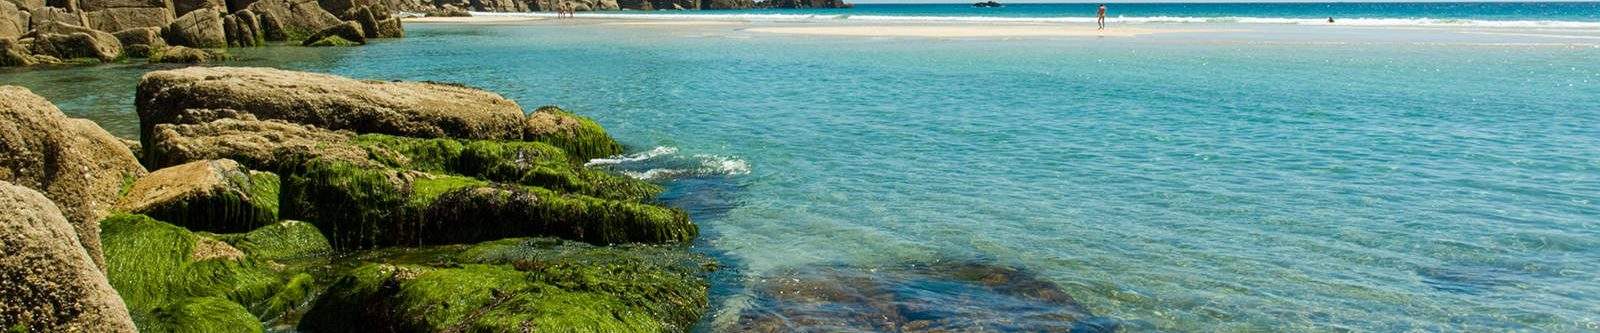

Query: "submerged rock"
<box><xmin>732</xmin><ymin>261</ymin><xmax>1115</xmax><ymax>332</ymax></box>
<box><xmin>116</xmin><ymin>159</ymin><xmax>280</xmax><ymax>233</ymax></box>
<box><xmin>100</xmin><ymin>213</ymin><xmax>316</xmax><ymax>330</ymax></box>
<box><xmin>136</xmin><ymin>67</ymin><xmax>526</xmax><ymax>144</ymax></box>
<box><xmin>0</xmin><ymin>181</ymin><xmax>138</xmax><ymax>332</ymax></box>
<box><xmin>0</xmin><ymin>85</ymin><xmax>148</xmax><ymax>269</ymax></box>
<box><xmin>523</xmin><ymin>105</ymin><xmax>625</xmax><ymax>162</ymax></box>
<box><xmin>298</xmin><ymin>237</ymin><xmax>715</xmax><ymax>332</ymax></box>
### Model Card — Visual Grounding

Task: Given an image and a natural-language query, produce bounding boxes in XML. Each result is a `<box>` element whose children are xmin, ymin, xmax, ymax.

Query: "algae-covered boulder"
<box><xmin>282</xmin><ymin>161</ymin><xmax>692</xmax><ymax>250</ymax></box>
<box><xmin>147</xmin><ymin>45</ymin><xmax>227</xmax><ymax>63</ymax></box>
<box><xmin>213</xmin><ymin>220</ymin><xmax>331</xmax><ymax>261</ymax></box>
<box><xmin>421</xmin><ymin>185</ymin><xmax>694</xmax><ymax>246</ymax></box>
<box><xmin>354</xmin><ymin>134</ymin><xmax>661</xmax><ymax>202</ymax></box>
<box><xmin>523</xmin><ymin>105</ymin><xmax>625</xmax><ymax>162</ymax></box>
<box><xmin>302</xmin><ymin>34</ymin><xmax>353</xmax><ymax>46</ymax></box>
<box><xmin>100</xmin><ymin>214</ymin><xmax>316</xmax><ymax>329</ymax></box>
<box><xmin>165</xmin><ymin>7</ymin><xmax>226</xmax><ymax>48</ymax></box>
<box><xmin>115</xmin><ymin>159</ymin><xmax>279</xmax><ymax>233</ymax></box>
<box><xmin>299</xmin><ymin>238</ymin><xmax>714</xmax><ymax>332</ymax></box>
<box><xmin>144</xmin><ymin>118</ymin><xmax>373</xmax><ymax>171</ymax></box>
<box><xmin>0</xmin><ymin>86</ymin><xmax>148</xmax><ymax>269</ymax></box>
<box><xmin>136</xmin><ymin>67</ymin><xmax>526</xmax><ymax>144</ymax></box>
<box><xmin>299</xmin><ymin>20</ymin><xmax>363</xmax><ymax>46</ymax></box>
<box><xmin>0</xmin><ymin>181</ymin><xmax>137</xmax><ymax>332</ymax></box>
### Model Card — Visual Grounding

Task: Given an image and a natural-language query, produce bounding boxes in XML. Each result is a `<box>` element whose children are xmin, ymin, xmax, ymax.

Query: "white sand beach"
<box><xmin>743</xmin><ymin>25</ymin><xmax>1220</xmax><ymax>38</ymax></box>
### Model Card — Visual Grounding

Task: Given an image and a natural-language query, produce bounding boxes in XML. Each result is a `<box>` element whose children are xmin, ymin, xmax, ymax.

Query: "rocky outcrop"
<box><xmin>0</xmin><ymin>37</ymin><xmax>39</xmax><ymax>66</ymax></box>
<box><xmin>144</xmin><ymin>118</ymin><xmax>373</xmax><ymax>171</ymax></box>
<box><xmin>244</xmin><ymin>0</ymin><xmax>339</xmax><ymax>40</ymax></box>
<box><xmin>221</xmin><ymin>9</ymin><xmax>261</xmax><ymax>46</ymax></box>
<box><xmin>28</xmin><ymin>6</ymin><xmax>84</xmax><ymax>28</ymax></box>
<box><xmin>298</xmin><ymin>238</ymin><xmax>714</xmax><ymax>332</ymax></box>
<box><xmin>0</xmin><ymin>181</ymin><xmax>138</xmax><ymax>332</ymax></box>
<box><xmin>701</xmin><ymin>0</ymin><xmax>751</xmax><ymax>9</ymax></box>
<box><xmin>754</xmin><ymin>0</ymin><xmax>847</xmax><ymax>8</ymax></box>
<box><xmin>343</xmin><ymin>5</ymin><xmax>374</xmax><ymax>38</ymax></box>
<box><xmin>136</xmin><ymin>67</ymin><xmax>526</xmax><ymax>144</ymax></box>
<box><xmin>648</xmin><ymin>0</ymin><xmax>694</xmax><ymax>10</ymax></box>
<box><xmin>171</xmin><ymin>0</ymin><xmax>222</xmax><ymax>16</ymax></box>
<box><xmin>24</xmin><ymin>21</ymin><xmax>122</xmax><ymax>61</ymax></box>
<box><xmin>374</xmin><ymin>16</ymin><xmax>398</xmax><ymax>37</ymax></box>
<box><xmin>115</xmin><ymin>159</ymin><xmax>279</xmax><ymax>233</ymax></box>
<box><xmin>80</xmin><ymin>0</ymin><xmax>175</xmax><ymax>32</ymax></box>
<box><xmin>111</xmin><ymin>26</ymin><xmax>163</xmax><ymax>56</ymax></box>
<box><xmin>164</xmin><ymin>7</ymin><xmax>224</xmax><ymax>47</ymax></box>
<box><xmin>299</xmin><ymin>19</ymin><xmax>360</xmax><ymax>45</ymax></box>
<box><xmin>0</xmin><ymin>86</ymin><xmax>148</xmax><ymax>269</ymax></box>
<box><xmin>0</xmin><ymin>1</ymin><xmax>24</xmax><ymax>38</ymax></box>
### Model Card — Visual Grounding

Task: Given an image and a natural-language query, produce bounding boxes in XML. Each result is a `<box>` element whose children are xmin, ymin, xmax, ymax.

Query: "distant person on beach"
<box><xmin>1327</xmin><ymin>17</ymin><xmax>1335</xmax><ymax>23</ymax></box>
<box><xmin>1097</xmin><ymin>4</ymin><xmax>1107</xmax><ymax>30</ymax></box>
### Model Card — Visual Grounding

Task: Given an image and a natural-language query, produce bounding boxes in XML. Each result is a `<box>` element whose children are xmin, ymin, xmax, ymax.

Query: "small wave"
<box><xmin>588</xmin><ymin>146</ymin><xmax>751</xmax><ymax>180</ymax></box>
<box><xmin>585</xmin><ymin>146</ymin><xmax>678</xmax><ymax>166</ymax></box>
<box><xmin>472</xmin><ymin>11</ymin><xmax>1600</xmax><ymax>28</ymax></box>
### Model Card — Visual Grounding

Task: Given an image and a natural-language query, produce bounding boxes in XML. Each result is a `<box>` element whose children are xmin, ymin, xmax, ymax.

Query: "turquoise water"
<box><xmin>5</xmin><ymin>20</ymin><xmax>1600</xmax><ymax>331</ymax></box>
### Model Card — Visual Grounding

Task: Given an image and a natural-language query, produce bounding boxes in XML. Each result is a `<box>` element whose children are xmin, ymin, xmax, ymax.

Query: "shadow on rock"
<box><xmin>732</xmin><ymin>261</ymin><xmax>1119</xmax><ymax>333</ymax></box>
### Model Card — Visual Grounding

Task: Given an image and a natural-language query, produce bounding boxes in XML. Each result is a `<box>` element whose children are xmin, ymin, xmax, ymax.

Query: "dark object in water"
<box><xmin>973</xmin><ymin>0</ymin><xmax>1001</xmax><ymax>7</ymax></box>
<box><xmin>732</xmin><ymin>260</ymin><xmax>1117</xmax><ymax>332</ymax></box>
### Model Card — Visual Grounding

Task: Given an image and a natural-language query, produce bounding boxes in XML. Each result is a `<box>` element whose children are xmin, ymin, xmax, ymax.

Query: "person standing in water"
<box><xmin>1096</xmin><ymin>4</ymin><xmax>1108</xmax><ymax>30</ymax></box>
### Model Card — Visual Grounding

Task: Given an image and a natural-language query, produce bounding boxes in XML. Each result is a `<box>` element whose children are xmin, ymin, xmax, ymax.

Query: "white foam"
<box><xmin>585</xmin><ymin>146</ymin><xmax>678</xmax><ymax>166</ymax></box>
<box><xmin>471</xmin><ymin>11</ymin><xmax>1600</xmax><ymax>28</ymax></box>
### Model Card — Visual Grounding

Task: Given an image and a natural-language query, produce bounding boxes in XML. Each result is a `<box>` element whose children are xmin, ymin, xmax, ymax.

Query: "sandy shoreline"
<box><xmin>406</xmin><ymin>15</ymin><xmax>1221</xmax><ymax>38</ymax></box>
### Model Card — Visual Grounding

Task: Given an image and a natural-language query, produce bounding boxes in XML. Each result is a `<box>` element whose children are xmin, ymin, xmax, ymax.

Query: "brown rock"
<box><xmin>28</xmin><ymin>7</ymin><xmax>86</xmax><ymax>31</ymax></box>
<box><xmin>0</xmin><ymin>37</ymin><xmax>33</xmax><ymax>66</ymax></box>
<box><xmin>701</xmin><ymin>0</ymin><xmax>751</xmax><ymax>9</ymax></box>
<box><xmin>147</xmin><ymin>44</ymin><xmax>224</xmax><ymax>62</ymax></box>
<box><xmin>144</xmin><ymin>117</ymin><xmax>375</xmax><ymax>171</ymax></box>
<box><xmin>344</xmin><ymin>5</ymin><xmax>375</xmax><ymax>38</ymax></box>
<box><xmin>0</xmin><ymin>181</ymin><xmax>138</xmax><ymax>332</ymax></box>
<box><xmin>78</xmin><ymin>0</ymin><xmax>175</xmax><ymax>31</ymax></box>
<box><xmin>245</xmin><ymin>0</ymin><xmax>339</xmax><ymax>41</ymax></box>
<box><xmin>222</xmin><ymin>9</ymin><xmax>259</xmax><ymax>46</ymax></box>
<box><xmin>299</xmin><ymin>19</ymin><xmax>361</xmax><ymax>45</ymax></box>
<box><xmin>115</xmin><ymin>159</ymin><xmax>279</xmax><ymax>233</ymax></box>
<box><xmin>136</xmin><ymin>67</ymin><xmax>526</xmax><ymax>145</ymax></box>
<box><xmin>0</xmin><ymin>86</ymin><xmax>148</xmax><ymax>270</ymax></box>
<box><xmin>164</xmin><ymin>7</ymin><xmax>224</xmax><ymax>47</ymax></box>
<box><xmin>5</xmin><ymin>0</ymin><xmax>44</xmax><ymax>11</ymax></box>
<box><xmin>316</xmin><ymin>0</ymin><xmax>368</xmax><ymax>17</ymax></box>
<box><xmin>374</xmin><ymin>16</ymin><xmax>399</xmax><ymax>38</ymax></box>
<box><xmin>0</xmin><ymin>1</ymin><xmax>23</xmax><ymax>38</ymax></box>
<box><xmin>24</xmin><ymin>22</ymin><xmax>123</xmax><ymax>62</ymax></box>
<box><xmin>111</xmin><ymin>26</ymin><xmax>163</xmax><ymax>57</ymax></box>
<box><xmin>171</xmin><ymin>0</ymin><xmax>223</xmax><ymax>16</ymax></box>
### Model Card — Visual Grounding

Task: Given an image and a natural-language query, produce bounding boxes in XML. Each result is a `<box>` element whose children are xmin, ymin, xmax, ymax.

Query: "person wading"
<box><xmin>1097</xmin><ymin>4</ymin><xmax>1108</xmax><ymax>30</ymax></box>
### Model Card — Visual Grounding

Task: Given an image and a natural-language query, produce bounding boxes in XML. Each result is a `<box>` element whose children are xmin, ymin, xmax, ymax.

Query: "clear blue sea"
<box><xmin>4</xmin><ymin>4</ymin><xmax>1599</xmax><ymax>331</ymax></box>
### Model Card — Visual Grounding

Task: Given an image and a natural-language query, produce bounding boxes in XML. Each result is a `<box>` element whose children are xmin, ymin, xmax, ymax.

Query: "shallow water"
<box><xmin>4</xmin><ymin>21</ymin><xmax>1599</xmax><ymax>331</ymax></box>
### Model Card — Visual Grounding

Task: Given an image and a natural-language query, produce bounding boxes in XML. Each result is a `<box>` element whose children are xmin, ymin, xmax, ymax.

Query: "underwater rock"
<box><xmin>115</xmin><ymin>159</ymin><xmax>280</xmax><ymax>233</ymax></box>
<box><xmin>100</xmin><ymin>213</ymin><xmax>316</xmax><ymax>329</ymax></box>
<box><xmin>0</xmin><ymin>181</ymin><xmax>137</xmax><ymax>332</ymax></box>
<box><xmin>298</xmin><ymin>237</ymin><xmax>715</xmax><ymax>332</ymax></box>
<box><xmin>136</xmin><ymin>67</ymin><xmax>525</xmax><ymax>144</ymax></box>
<box><xmin>523</xmin><ymin>105</ymin><xmax>625</xmax><ymax>163</ymax></box>
<box><xmin>732</xmin><ymin>261</ymin><xmax>1115</xmax><ymax>332</ymax></box>
<box><xmin>299</xmin><ymin>20</ymin><xmax>362</xmax><ymax>46</ymax></box>
<box><xmin>0</xmin><ymin>85</ymin><xmax>147</xmax><ymax>269</ymax></box>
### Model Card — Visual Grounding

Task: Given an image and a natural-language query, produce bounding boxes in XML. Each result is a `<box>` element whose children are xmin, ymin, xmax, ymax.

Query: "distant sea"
<box><xmin>4</xmin><ymin>5</ymin><xmax>1597</xmax><ymax>331</ymax></box>
<box><xmin>500</xmin><ymin>2</ymin><xmax>1600</xmax><ymax>27</ymax></box>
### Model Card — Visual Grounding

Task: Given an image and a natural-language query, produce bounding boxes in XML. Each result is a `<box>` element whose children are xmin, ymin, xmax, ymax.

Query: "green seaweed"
<box><xmin>305</xmin><ymin>36</ymin><xmax>356</xmax><ymax>47</ymax></box>
<box><xmin>131</xmin><ymin>168</ymin><xmax>280</xmax><ymax>234</ymax></box>
<box><xmin>138</xmin><ymin>297</ymin><xmax>263</xmax><ymax>333</ymax></box>
<box><xmin>525</xmin><ymin>106</ymin><xmax>626</xmax><ymax>162</ymax></box>
<box><xmin>354</xmin><ymin>134</ymin><xmax>661</xmax><ymax>202</ymax></box>
<box><xmin>421</xmin><ymin>185</ymin><xmax>695</xmax><ymax>246</ymax></box>
<box><xmin>280</xmin><ymin>159</ymin><xmax>413</xmax><ymax>250</ymax></box>
<box><xmin>100</xmin><ymin>214</ymin><xmax>313</xmax><ymax>330</ymax></box>
<box><xmin>298</xmin><ymin>238</ymin><xmax>713</xmax><ymax>333</ymax></box>
<box><xmin>216</xmin><ymin>220</ymin><xmax>331</xmax><ymax>261</ymax></box>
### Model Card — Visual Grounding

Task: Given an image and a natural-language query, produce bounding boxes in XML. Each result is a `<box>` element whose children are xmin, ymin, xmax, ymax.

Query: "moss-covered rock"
<box><xmin>282</xmin><ymin>159</ymin><xmax>693</xmax><ymax>250</ymax></box>
<box><xmin>214</xmin><ymin>220</ymin><xmax>332</xmax><ymax>262</ymax></box>
<box><xmin>523</xmin><ymin>106</ymin><xmax>625</xmax><ymax>162</ymax></box>
<box><xmin>137</xmin><ymin>297</ymin><xmax>262</xmax><ymax>333</ymax></box>
<box><xmin>147</xmin><ymin>45</ymin><xmax>227</xmax><ymax>63</ymax></box>
<box><xmin>303</xmin><ymin>35</ymin><xmax>354</xmax><ymax>47</ymax></box>
<box><xmin>100</xmin><ymin>214</ymin><xmax>315</xmax><ymax>329</ymax></box>
<box><xmin>355</xmin><ymin>134</ymin><xmax>662</xmax><ymax>202</ymax></box>
<box><xmin>144</xmin><ymin>118</ymin><xmax>374</xmax><ymax>171</ymax></box>
<box><xmin>115</xmin><ymin>159</ymin><xmax>279</xmax><ymax>233</ymax></box>
<box><xmin>299</xmin><ymin>238</ymin><xmax>714</xmax><ymax>333</ymax></box>
<box><xmin>422</xmin><ymin>185</ymin><xmax>694</xmax><ymax>246</ymax></box>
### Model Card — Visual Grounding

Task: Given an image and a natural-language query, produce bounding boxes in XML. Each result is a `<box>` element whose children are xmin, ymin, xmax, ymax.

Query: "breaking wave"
<box><xmin>587</xmin><ymin>146</ymin><xmax>751</xmax><ymax>180</ymax></box>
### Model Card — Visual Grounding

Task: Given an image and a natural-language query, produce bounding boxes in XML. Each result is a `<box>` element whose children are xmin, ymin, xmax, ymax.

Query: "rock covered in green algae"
<box><xmin>523</xmin><ymin>106</ymin><xmax>626</xmax><ymax>162</ymax></box>
<box><xmin>1</xmin><ymin>85</ymin><xmax>148</xmax><ymax>270</ymax></box>
<box><xmin>147</xmin><ymin>45</ymin><xmax>228</xmax><ymax>63</ymax></box>
<box><xmin>0</xmin><ymin>181</ymin><xmax>137</xmax><ymax>332</ymax></box>
<box><xmin>100</xmin><ymin>214</ymin><xmax>316</xmax><ymax>331</ymax></box>
<box><xmin>303</xmin><ymin>35</ymin><xmax>355</xmax><ymax>47</ymax></box>
<box><xmin>298</xmin><ymin>21</ymin><xmax>363</xmax><ymax>48</ymax></box>
<box><xmin>115</xmin><ymin>159</ymin><xmax>280</xmax><ymax>233</ymax></box>
<box><xmin>136</xmin><ymin>67</ymin><xmax>525</xmax><ymax>144</ymax></box>
<box><xmin>213</xmin><ymin>220</ymin><xmax>332</xmax><ymax>261</ymax></box>
<box><xmin>298</xmin><ymin>238</ymin><xmax>715</xmax><ymax>333</ymax></box>
<box><xmin>355</xmin><ymin>134</ymin><xmax>662</xmax><ymax>202</ymax></box>
<box><xmin>280</xmin><ymin>160</ymin><xmax>694</xmax><ymax>250</ymax></box>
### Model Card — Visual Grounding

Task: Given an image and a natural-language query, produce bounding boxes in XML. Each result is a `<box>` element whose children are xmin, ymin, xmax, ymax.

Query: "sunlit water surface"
<box><xmin>3</xmin><ymin>21</ymin><xmax>1598</xmax><ymax>332</ymax></box>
